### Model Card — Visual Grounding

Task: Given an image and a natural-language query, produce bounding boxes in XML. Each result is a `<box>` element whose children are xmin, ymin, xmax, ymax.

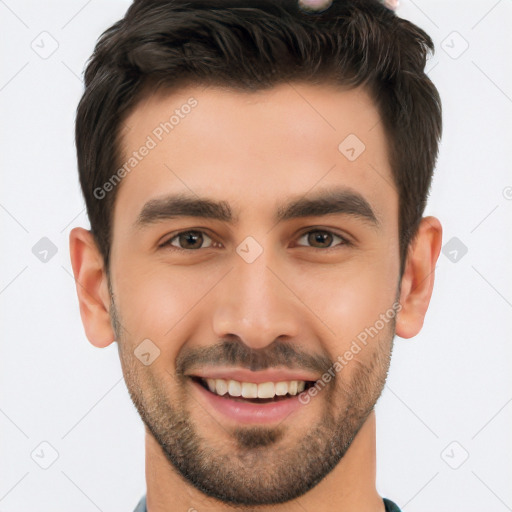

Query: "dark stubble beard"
<box><xmin>110</xmin><ymin>292</ymin><xmax>395</xmax><ymax>507</ymax></box>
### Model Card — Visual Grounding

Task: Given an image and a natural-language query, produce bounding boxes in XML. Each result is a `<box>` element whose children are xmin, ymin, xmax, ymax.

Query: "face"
<box><xmin>109</xmin><ymin>83</ymin><xmax>401</xmax><ymax>505</ymax></box>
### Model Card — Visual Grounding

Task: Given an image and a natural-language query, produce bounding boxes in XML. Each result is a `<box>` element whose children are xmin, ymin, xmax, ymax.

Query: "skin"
<box><xmin>69</xmin><ymin>82</ymin><xmax>442</xmax><ymax>512</ymax></box>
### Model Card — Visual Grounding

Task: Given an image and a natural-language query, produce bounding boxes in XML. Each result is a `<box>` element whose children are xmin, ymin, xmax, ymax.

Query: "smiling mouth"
<box><xmin>190</xmin><ymin>376</ymin><xmax>317</xmax><ymax>404</ymax></box>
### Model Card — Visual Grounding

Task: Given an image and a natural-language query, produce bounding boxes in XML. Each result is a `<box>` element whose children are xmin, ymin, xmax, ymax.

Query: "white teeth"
<box><xmin>215</xmin><ymin>379</ymin><xmax>228</xmax><ymax>396</ymax></box>
<box><xmin>257</xmin><ymin>382</ymin><xmax>275</xmax><ymax>399</ymax></box>
<box><xmin>228</xmin><ymin>379</ymin><xmax>242</xmax><ymax>397</ymax></box>
<box><xmin>206</xmin><ymin>378</ymin><xmax>216</xmax><ymax>393</ymax></box>
<box><xmin>202</xmin><ymin>378</ymin><xmax>309</xmax><ymax>399</ymax></box>
<box><xmin>241</xmin><ymin>382</ymin><xmax>258</xmax><ymax>398</ymax></box>
<box><xmin>274</xmin><ymin>381</ymin><xmax>288</xmax><ymax>396</ymax></box>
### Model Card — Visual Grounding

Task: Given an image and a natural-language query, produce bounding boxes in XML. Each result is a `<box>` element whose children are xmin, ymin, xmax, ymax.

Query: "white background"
<box><xmin>0</xmin><ymin>1</ymin><xmax>511</xmax><ymax>511</ymax></box>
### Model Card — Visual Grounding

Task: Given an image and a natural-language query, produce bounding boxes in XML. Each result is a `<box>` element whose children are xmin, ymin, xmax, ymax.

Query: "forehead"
<box><xmin>113</xmin><ymin>82</ymin><xmax>397</xmax><ymax>234</ymax></box>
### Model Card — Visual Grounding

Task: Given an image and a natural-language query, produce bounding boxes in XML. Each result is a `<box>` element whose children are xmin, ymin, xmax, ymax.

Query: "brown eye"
<box><xmin>162</xmin><ymin>230</ymin><xmax>214</xmax><ymax>250</ymax></box>
<box><xmin>296</xmin><ymin>229</ymin><xmax>349</xmax><ymax>250</ymax></box>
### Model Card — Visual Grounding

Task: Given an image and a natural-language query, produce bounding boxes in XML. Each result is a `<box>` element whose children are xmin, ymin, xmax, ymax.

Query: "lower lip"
<box><xmin>191</xmin><ymin>379</ymin><xmax>310</xmax><ymax>424</ymax></box>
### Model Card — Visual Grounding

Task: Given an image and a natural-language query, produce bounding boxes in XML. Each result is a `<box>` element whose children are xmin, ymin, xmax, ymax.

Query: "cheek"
<box><xmin>113</xmin><ymin>261</ymin><xmax>200</xmax><ymax>345</ymax></box>
<box><xmin>294</xmin><ymin>252</ymin><xmax>398</xmax><ymax>357</ymax></box>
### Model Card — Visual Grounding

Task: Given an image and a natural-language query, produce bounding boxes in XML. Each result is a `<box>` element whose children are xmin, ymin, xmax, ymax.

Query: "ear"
<box><xmin>69</xmin><ymin>227</ymin><xmax>115</xmax><ymax>348</ymax></box>
<box><xmin>395</xmin><ymin>216</ymin><xmax>443</xmax><ymax>339</ymax></box>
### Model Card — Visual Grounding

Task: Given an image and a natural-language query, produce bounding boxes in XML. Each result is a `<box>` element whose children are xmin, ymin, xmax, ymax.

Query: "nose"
<box><xmin>211</xmin><ymin>248</ymin><xmax>300</xmax><ymax>351</ymax></box>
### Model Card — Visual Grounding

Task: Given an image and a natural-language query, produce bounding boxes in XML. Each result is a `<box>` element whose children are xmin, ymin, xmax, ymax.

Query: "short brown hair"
<box><xmin>75</xmin><ymin>0</ymin><xmax>442</xmax><ymax>277</ymax></box>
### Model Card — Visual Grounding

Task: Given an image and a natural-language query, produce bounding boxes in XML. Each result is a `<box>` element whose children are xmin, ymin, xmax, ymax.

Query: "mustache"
<box><xmin>175</xmin><ymin>337</ymin><xmax>333</xmax><ymax>377</ymax></box>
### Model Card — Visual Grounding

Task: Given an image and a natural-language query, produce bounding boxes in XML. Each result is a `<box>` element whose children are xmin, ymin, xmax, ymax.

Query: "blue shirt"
<box><xmin>132</xmin><ymin>494</ymin><xmax>402</xmax><ymax>511</ymax></box>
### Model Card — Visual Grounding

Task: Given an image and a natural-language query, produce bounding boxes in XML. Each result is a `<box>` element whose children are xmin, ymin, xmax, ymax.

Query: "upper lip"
<box><xmin>187</xmin><ymin>368</ymin><xmax>320</xmax><ymax>384</ymax></box>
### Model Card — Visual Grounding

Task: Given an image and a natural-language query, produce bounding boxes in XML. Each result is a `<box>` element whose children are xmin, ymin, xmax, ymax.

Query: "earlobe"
<box><xmin>69</xmin><ymin>227</ymin><xmax>116</xmax><ymax>348</ymax></box>
<box><xmin>395</xmin><ymin>216</ymin><xmax>442</xmax><ymax>339</ymax></box>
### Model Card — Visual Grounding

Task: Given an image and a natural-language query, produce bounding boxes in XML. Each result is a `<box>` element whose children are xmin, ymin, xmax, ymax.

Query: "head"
<box><xmin>70</xmin><ymin>0</ymin><xmax>442</xmax><ymax>506</ymax></box>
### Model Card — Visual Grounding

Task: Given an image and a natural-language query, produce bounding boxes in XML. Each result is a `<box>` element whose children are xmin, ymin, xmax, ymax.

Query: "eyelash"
<box><xmin>158</xmin><ymin>228</ymin><xmax>352</xmax><ymax>252</ymax></box>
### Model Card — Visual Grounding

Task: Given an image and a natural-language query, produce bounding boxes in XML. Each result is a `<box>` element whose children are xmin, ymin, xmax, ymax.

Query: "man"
<box><xmin>69</xmin><ymin>0</ymin><xmax>442</xmax><ymax>510</ymax></box>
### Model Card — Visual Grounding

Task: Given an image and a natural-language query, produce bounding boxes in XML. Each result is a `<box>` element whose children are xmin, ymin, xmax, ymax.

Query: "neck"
<box><xmin>145</xmin><ymin>410</ymin><xmax>384</xmax><ymax>512</ymax></box>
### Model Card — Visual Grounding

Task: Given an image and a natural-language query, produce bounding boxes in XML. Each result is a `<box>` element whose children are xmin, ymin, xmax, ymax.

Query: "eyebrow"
<box><xmin>133</xmin><ymin>188</ymin><xmax>380</xmax><ymax>230</ymax></box>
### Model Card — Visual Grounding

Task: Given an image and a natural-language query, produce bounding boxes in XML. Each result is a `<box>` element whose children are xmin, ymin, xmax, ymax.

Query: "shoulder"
<box><xmin>383</xmin><ymin>497</ymin><xmax>402</xmax><ymax>512</ymax></box>
<box><xmin>132</xmin><ymin>494</ymin><xmax>146</xmax><ymax>512</ymax></box>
